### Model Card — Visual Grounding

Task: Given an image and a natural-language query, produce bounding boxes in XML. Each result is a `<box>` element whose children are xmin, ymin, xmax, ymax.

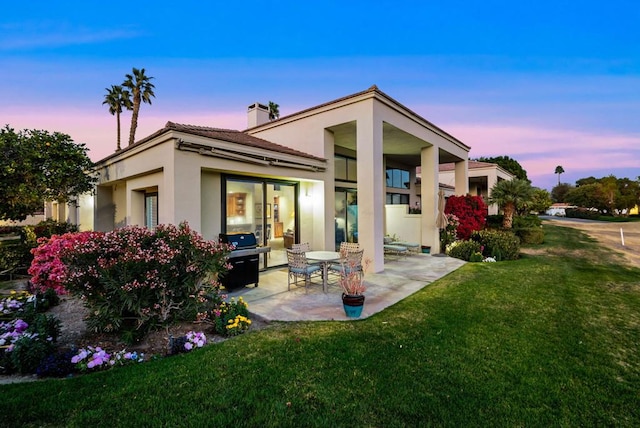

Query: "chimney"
<box><xmin>247</xmin><ymin>102</ymin><xmax>270</xmax><ymax>128</ymax></box>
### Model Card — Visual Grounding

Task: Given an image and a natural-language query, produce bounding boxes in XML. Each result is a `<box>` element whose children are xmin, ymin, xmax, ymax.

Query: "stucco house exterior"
<box><xmin>80</xmin><ymin>86</ymin><xmax>470</xmax><ymax>273</ymax></box>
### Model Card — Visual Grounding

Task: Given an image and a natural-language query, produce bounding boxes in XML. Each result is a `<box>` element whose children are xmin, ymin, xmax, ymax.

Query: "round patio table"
<box><xmin>305</xmin><ymin>251</ymin><xmax>340</xmax><ymax>293</ymax></box>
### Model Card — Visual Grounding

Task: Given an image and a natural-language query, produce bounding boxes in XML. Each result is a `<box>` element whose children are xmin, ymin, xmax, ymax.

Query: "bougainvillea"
<box><xmin>60</xmin><ymin>222</ymin><xmax>232</xmax><ymax>341</ymax></box>
<box><xmin>28</xmin><ymin>231</ymin><xmax>101</xmax><ymax>295</ymax></box>
<box><xmin>444</xmin><ymin>195</ymin><xmax>488</xmax><ymax>240</ymax></box>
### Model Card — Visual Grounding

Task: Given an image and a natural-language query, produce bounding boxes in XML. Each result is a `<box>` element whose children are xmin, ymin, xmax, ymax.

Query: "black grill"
<box><xmin>219</xmin><ymin>233</ymin><xmax>270</xmax><ymax>290</ymax></box>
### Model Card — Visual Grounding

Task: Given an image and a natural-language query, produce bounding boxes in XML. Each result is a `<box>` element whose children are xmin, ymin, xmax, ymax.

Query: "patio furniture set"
<box><xmin>286</xmin><ymin>242</ymin><xmax>364</xmax><ymax>293</ymax></box>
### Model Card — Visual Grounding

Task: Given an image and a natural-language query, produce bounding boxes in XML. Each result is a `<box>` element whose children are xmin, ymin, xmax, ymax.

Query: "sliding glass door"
<box><xmin>225</xmin><ymin>177</ymin><xmax>297</xmax><ymax>269</ymax></box>
<box><xmin>334</xmin><ymin>188</ymin><xmax>358</xmax><ymax>250</ymax></box>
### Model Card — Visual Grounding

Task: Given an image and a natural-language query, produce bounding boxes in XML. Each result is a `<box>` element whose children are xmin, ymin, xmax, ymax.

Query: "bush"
<box><xmin>513</xmin><ymin>215</ymin><xmax>542</xmax><ymax>228</ymax></box>
<box><xmin>61</xmin><ymin>222</ymin><xmax>232</xmax><ymax>342</ymax></box>
<box><xmin>446</xmin><ymin>240</ymin><xmax>482</xmax><ymax>261</ymax></box>
<box><xmin>2</xmin><ymin>314</ymin><xmax>61</xmax><ymax>374</ymax></box>
<box><xmin>0</xmin><ymin>221</ymin><xmax>78</xmax><ymax>278</ymax></box>
<box><xmin>197</xmin><ymin>292</ymin><xmax>251</xmax><ymax>337</ymax></box>
<box><xmin>29</xmin><ymin>231</ymin><xmax>99</xmax><ymax>295</ymax></box>
<box><xmin>471</xmin><ymin>229</ymin><xmax>521</xmax><ymax>261</ymax></box>
<box><xmin>445</xmin><ymin>195</ymin><xmax>488</xmax><ymax>240</ymax></box>
<box><xmin>565</xmin><ymin>208</ymin><xmax>600</xmax><ymax>220</ymax></box>
<box><xmin>516</xmin><ymin>228</ymin><xmax>545</xmax><ymax>245</ymax></box>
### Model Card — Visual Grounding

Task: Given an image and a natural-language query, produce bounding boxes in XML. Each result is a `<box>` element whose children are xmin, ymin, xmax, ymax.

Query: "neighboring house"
<box><xmin>439</xmin><ymin>160</ymin><xmax>515</xmax><ymax>215</ymax></box>
<box><xmin>81</xmin><ymin>86</ymin><xmax>470</xmax><ymax>273</ymax></box>
<box><xmin>415</xmin><ymin>161</ymin><xmax>514</xmax><ymax>215</ymax></box>
<box><xmin>545</xmin><ymin>203</ymin><xmax>576</xmax><ymax>216</ymax></box>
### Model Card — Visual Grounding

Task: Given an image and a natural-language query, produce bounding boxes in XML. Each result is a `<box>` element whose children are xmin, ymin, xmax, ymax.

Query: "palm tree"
<box><xmin>102</xmin><ymin>85</ymin><xmax>132</xmax><ymax>151</ymax></box>
<box><xmin>268</xmin><ymin>101</ymin><xmax>279</xmax><ymax>121</ymax></box>
<box><xmin>555</xmin><ymin>165</ymin><xmax>565</xmax><ymax>185</ymax></box>
<box><xmin>489</xmin><ymin>179</ymin><xmax>534</xmax><ymax>229</ymax></box>
<box><xmin>122</xmin><ymin>68</ymin><xmax>155</xmax><ymax>146</ymax></box>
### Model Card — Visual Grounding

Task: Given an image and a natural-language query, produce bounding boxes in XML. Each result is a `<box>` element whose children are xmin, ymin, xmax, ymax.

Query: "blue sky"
<box><xmin>1</xmin><ymin>1</ymin><xmax>639</xmax><ymax>190</ymax></box>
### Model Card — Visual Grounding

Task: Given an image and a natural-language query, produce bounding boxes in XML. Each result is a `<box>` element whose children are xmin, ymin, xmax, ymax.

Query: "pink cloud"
<box><xmin>0</xmin><ymin>107</ymin><xmax>246</xmax><ymax>161</ymax></box>
<box><xmin>442</xmin><ymin>122</ymin><xmax>640</xmax><ymax>182</ymax></box>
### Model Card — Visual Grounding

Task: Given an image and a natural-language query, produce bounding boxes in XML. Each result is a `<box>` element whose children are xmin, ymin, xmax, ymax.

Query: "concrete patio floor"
<box><xmin>226</xmin><ymin>254</ymin><xmax>466</xmax><ymax>322</ymax></box>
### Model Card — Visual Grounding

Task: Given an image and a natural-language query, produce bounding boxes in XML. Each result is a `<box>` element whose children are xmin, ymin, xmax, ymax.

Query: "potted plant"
<box><xmin>337</xmin><ymin>250</ymin><xmax>371</xmax><ymax>318</ymax></box>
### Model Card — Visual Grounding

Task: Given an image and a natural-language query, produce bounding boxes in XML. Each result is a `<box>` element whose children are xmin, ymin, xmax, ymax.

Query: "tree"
<box><xmin>122</xmin><ymin>68</ymin><xmax>155</xmax><ymax>146</ymax></box>
<box><xmin>554</xmin><ymin>165</ymin><xmax>565</xmax><ymax>185</ymax></box>
<box><xmin>529</xmin><ymin>187</ymin><xmax>553</xmax><ymax>214</ymax></box>
<box><xmin>551</xmin><ymin>183</ymin><xmax>574</xmax><ymax>203</ymax></box>
<box><xmin>488</xmin><ymin>178</ymin><xmax>534</xmax><ymax>229</ymax></box>
<box><xmin>0</xmin><ymin>126</ymin><xmax>96</xmax><ymax>221</ymax></box>
<box><xmin>566</xmin><ymin>183</ymin><xmax>608</xmax><ymax>213</ymax></box>
<box><xmin>616</xmin><ymin>178</ymin><xmax>640</xmax><ymax>214</ymax></box>
<box><xmin>102</xmin><ymin>85</ymin><xmax>132</xmax><ymax>151</ymax></box>
<box><xmin>268</xmin><ymin>101</ymin><xmax>280</xmax><ymax>120</ymax></box>
<box><xmin>474</xmin><ymin>156</ymin><xmax>529</xmax><ymax>182</ymax></box>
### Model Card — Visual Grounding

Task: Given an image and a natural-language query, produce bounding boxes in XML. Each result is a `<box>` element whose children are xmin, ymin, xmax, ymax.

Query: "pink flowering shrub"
<box><xmin>60</xmin><ymin>222</ymin><xmax>232</xmax><ymax>342</ymax></box>
<box><xmin>28</xmin><ymin>231</ymin><xmax>100</xmax><ymax>294</ymax></box>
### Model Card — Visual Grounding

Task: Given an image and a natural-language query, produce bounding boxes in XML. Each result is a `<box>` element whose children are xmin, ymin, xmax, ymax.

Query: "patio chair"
<box><xmin>291</xmin><ymin>242</ymin><xmax>311</xmax><ymax>252</ymax></box>
<box><xmin>339</xmin><ymin>242</ymin><xmax>361</xmax><ymax>253</ymax></box>
<box><xmin>286</xmin><ymin>249</ymin><xmax>322</xmax><ymax>292</ymax></box>
<box><xmin>328</xmin><ymin>248</ymin><xmax>364</xmax><ymax>283</ymax></box>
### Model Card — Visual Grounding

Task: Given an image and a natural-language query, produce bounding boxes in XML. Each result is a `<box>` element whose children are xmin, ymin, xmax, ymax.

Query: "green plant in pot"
<box><xmin>337</xmin><ymin>250</ymin><xmax>371</xmax><ymax>318</ymax></box>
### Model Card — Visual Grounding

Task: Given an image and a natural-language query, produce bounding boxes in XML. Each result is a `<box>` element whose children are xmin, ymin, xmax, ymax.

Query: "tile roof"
<box><xmin>98</xmin><ymin>121</ymin><xmax>325</xmax><ymax>163</ymax></box>
<box><xmin>164</xmin><ymin>122</ymin><xmax>324</xmax><ymax>161</ymax></box>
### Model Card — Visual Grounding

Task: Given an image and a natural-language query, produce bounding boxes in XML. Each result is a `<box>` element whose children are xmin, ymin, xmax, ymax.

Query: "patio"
<box><xmin>226</xmin><ymin>254</ymin><xmax>466</xmax><ymax>322</ymax></box>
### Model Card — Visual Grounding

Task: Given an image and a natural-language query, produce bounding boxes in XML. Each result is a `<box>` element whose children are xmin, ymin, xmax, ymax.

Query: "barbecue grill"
<box><xmin>219</xmin><ymin>232</ymin><xmax>271</xmax><ymax>290</ymax></box>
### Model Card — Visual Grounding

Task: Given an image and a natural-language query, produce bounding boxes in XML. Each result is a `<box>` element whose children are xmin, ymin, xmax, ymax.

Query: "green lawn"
<box><xmin>1</xmin><ymin>224</ymin><xmax>639</xmax><ymax>427</ymax></box>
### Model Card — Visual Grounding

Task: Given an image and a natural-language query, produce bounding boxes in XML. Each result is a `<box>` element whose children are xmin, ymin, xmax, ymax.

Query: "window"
<box><xmin>386</xmin><ymin>168</ymin><xmax>410</xmax><ymax>189</ymax></box>
<box><xmin>144</xmin><ymin>193</ymin><xmax>158</xmax><ymax>230</ymax></box>
<box><xmin>335</xmin><ymin>155</ymin><xmax>357</xmax><ymax>182</ymax></box>
<box><xmin>386</xmin><ymin>193</ymin><xmax>409</xmax><ymax>205</ymax></box>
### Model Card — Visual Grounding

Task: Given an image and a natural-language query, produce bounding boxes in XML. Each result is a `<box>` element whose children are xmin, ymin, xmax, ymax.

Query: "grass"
<box><xmin>1</xmin><ymin>224</ymin><xmax>640</xmax><ymax>427</ymax></box>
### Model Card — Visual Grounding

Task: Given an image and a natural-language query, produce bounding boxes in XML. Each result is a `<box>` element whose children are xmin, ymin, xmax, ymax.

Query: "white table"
<box><xmin>306</xmin><ymin>251</ymin><xmax>340</xmax><ymax>293</ymax></box>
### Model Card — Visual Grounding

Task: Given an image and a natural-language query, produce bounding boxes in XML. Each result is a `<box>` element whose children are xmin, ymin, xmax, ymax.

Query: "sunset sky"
<box><xmin>1</xmin><ymin>1</ymin><xmax>638</xmax><ymax>190</ymax></box>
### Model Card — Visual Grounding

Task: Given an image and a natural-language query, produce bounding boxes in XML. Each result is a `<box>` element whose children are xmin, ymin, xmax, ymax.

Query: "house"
<box><xmin>545</xmin><ymin>203</ymin><xmax>576</xmax><ymax>216</ymax></box>
<box><xmin>80</xmin><ymin>86</ymin><xmax>470</xmax><ymax>273</ymax></box>
<box><xmin>439</xmin><ymin>160</ymin><xmax>515</xmax><ymax>215</ymax></box>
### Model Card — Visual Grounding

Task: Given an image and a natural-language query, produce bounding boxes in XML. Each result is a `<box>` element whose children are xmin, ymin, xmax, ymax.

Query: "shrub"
<box><xmin>471</xmin><ymin>230</ymin><xmax>520</xmax><ymax>261</ymax></box>
<box><xmin>516</xmin><ymin>228</ymin><xmax>545</xmax><ymax>245</ymax></box>
<box><xmin>469</xmin><ymin>252</ymin><xmax>484</xmax><ymax>262</ymax></box>
<box><xmin>2</xmin><ymin>314</ymin><xmax>60</xmax><ymax>374</ymax></box>
<box><xmin>513</xmin><ymin>215</ymin><xmax>542</xmax><ymax>229</ymax></box>
<box><xmin>61</xmin><ymin>222</ymin><xmax>232</xmax><ymax>342</ymax></box>
<box><xmin>197</xmin><ymin>293</ymin><xmax>251</xmax><ymax>337</ymax></box>
<box><xmin>445</xmin><ymin>195</ymin><xmax>488</xmax><ymax>240</ymax></box>
<box><xmin>0</xmin><ymin>221</ymin><xmax>78</xmax><ymax>276</ymax></box>
<box><xmin>446</xmin><ymin>240</ymin><xmax>482</xmax><ymax>261</ymax></box>
<box><xmin>29</xmin><ymin>231</ymin><xmax>100</xmax><ymax>295</ymax></box>
<box><xmin>565</xmin><ymin>208</ymin><xmax>600</xmax><ymax>220</ymax></box>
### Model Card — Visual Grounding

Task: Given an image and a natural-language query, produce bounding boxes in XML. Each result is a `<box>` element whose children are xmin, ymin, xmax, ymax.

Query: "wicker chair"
<box><xmin>291</xmin><ymin>242</ymin><xmax>311</xmax><ymax>252</ymax></box>
<box><xmin>329</xmin><ymin>248</ymin><xmax>364</xmax><ymax>282</ymax></box>
<box><xmin>286</xmin><ymin>249</ymin><xmax>322</xmax><ymax>292</ymax></box>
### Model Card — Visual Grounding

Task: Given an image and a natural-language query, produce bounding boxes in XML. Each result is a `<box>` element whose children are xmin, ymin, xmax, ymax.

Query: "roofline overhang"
<box><xmin>176</xmin><ymin>139</ymin><xmax>327</xmax><ymax>172</ymax></box>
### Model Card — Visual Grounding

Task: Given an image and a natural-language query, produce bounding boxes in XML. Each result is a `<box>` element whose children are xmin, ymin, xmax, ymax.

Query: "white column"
<box><xmin>420</xmin><ymin>146</ymin><xmax>440</xmax><ymax>253</ymax></box>
<box><xmin>323</xmin><ymin>129</ymin><xmax>336</xmax><ymax>251</ymax></box>
<box><xmin>356</xmin><ymin>103</ymin><xmax>385</xmax><ymax>273</ymax></box>
<box><xmin>487</xmin><ymin>173</ymin><xmax>498</xmax><ymax>215</ymax></box>
<box><xmin>454</xmin><ymin>160</ymin><xmax>468</xmax><ymax>195</ymax></box>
